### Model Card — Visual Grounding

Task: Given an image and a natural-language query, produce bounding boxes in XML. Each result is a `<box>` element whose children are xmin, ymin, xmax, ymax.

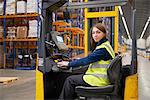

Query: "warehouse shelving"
<box><xmin>55</xmin><ymin>0</ymin><xmax>84</xmax><ymax>28</ymax></box>
<box><xmin>0</xmin><ymin>13</ymin><xmax>39</xmax><ymax>19</ymax></box>
<box><xmin>53</xmin><ymin>0</ymin><xmax>85</xmax><ymax>57</ymax></box>
<box><xmin>0</xmin><ymin>0</ymin><xmax>40</xmax><ymax>68</ymax></box>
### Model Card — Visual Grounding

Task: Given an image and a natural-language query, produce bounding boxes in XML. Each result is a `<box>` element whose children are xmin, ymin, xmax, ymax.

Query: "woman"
<box><xmin>57</xmin><ymin>23</ymin><xmax>115</xmax><ymax>99</ymax></box>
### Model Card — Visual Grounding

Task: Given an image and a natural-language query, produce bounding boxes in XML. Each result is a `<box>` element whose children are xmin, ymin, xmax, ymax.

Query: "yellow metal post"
<box><xmin>84</xmin><ymin>5</ymin><xmax>119</xmax><ymax>56</ymax></box>
<box><xmin>84</xmin><ymin>0</ymin><xmax>88</xmax><ymax>56</ymax></box>
<box><xmin>36</xmin><ymin>54</ymin><xmax>44</xmax><ymax>100</ymax></box>
<box><xmin>86</xmin><ymin>11</ymin><xmax>117</xmax><ymax>18</ymax></box>
<box><xmin>114</xmin><ymin>6</ymin><xmax>119</xmax><ymax>53</ymax></box>
<box><xmin>36</xmin><ymin>70</ymin><xmax>44</xmax><ymax>100</ymax></box>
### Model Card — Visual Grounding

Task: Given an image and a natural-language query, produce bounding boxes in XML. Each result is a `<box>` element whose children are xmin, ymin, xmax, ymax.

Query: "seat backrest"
<box><xmin>107</xmin><ymin>55</ymin><xmax>122</xmax><ymax>95</ymax></box>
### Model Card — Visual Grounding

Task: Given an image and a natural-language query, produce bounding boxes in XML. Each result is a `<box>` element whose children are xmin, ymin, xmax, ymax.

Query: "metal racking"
<box><xmin>0</xmin><ymin>0</ymin><xmax>40</xmax><ymax>68</ymax></box>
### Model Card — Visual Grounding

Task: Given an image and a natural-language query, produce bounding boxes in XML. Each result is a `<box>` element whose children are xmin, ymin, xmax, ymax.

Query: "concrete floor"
<box><xmin>122</xmin><ymin>51</ymin><xmax>150</xmax><ymax>100</ymax></box>
<box><xmin>138</xmin><ymin>56</ymin><xmax>150</xmax><ymax>100</ymax></box>
<box><xmin>0</xmin><ymin>69</ymin><xmax>35</xmax><ymax>100</ymax></box>
<box><xmin>0</xmin><ymin>52</ymin><xmax>148</xmax><ymax>100</ymax></box>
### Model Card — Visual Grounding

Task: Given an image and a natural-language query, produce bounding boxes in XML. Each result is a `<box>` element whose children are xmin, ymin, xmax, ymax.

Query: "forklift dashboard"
<box><xmin>38</xmin><ymin>31</ymin><xmax>72</xmax><ymax>73</ymax></box>
<box><xmin>51</xmin><ymin>31</ymin><xmax>68</xmax><ymax>51</ymax></box>
<box><xmin>50</xmin><ymin>54</ymin><xmax>71</xmax><ymax>61</ymax></box>
<box><xmin>56</xmin><ymin>35</ymin><xmax>64</xmax><ymax>43</ymax></box>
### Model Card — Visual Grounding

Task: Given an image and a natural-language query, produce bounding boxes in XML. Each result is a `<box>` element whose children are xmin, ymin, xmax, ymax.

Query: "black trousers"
<box><xmin>59</xmin><ymin>74</ymin><xmax>90</xmax><ymax>100</ymax></box>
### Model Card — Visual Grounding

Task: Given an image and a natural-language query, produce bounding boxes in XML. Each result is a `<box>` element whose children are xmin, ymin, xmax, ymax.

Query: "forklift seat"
<box><xmin>75</xmin><ymin>55</ymin><xmax>122</xmax><ymax>100</ymax></box>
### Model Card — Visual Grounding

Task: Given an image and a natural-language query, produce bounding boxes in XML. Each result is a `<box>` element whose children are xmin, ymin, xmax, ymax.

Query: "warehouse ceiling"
<box><xmin>135</xmin><ymin>0</ymin><xmax>150</xmax><ymax>39</ymax></box>
<box><xmin>121</xmin><ymin>0</ymin><xmax>150</xmax><ymax>39</ymax></box>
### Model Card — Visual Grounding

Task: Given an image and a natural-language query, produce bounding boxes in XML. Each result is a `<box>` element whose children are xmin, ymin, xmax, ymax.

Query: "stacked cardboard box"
<box><xmin>17</xmin><ymin>26</ymin><xmax>27</xmax><ymax>38</ymax></box>
<box><xmin>6</xmin><ymin>0</ymin><xmax>16</xmax><ymax>14</ymax></box>
<box><xmin>27</xmin><ymin>0</ymin><xmax>42</xmax><ymax>14</ymax></box>
<box><xmin>27</xmin><ymin>0</ymin><xmax>37</xmax><ymax>13</ymax></box>
<box><xmin>146</xmin><ymin>35</ymin><xmax>150</xmax><ymax>49</ymax></box>
<box><xmin>0</xmin><ymin>0</ymin><xmax>41</xmax><ymax>15</ymax></box>
<box><xmin>17</xmin><ymin>1</ymin><xmax>26</xmax><ymax>13</ymax></box>
<box><xmin>7</xmin><ymin>27</ymin><xmax>16</xmax><ymax>38</ymax></box>
<box><xmin>137</xmin><ymin>39</ymin><xmax>146</xmax><ymax>57</ymax></box>
<box><xmin>0</xmin><ymin>26</ymin><xmax>3</xmax><ymax>38</ymax></box>
<box><xmin>28</xmin><ymin>20</ymin><xmax>37</xmax><ymax>37</ymax></box>
<box><xmin>0</xmin><ymin>1</ymin><xmax>3</xmax><ymax>15</ymax></box>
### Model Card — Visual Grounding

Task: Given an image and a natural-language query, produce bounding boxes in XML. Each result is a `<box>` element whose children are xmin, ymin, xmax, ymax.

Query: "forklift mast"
<box><xmin>38</xmin><ymin>0</ymin><xmax>68</xmax><ymax>99</ymax></box>
<box><xmin>39</xmin><ymin>0</ymin><xmax>68</xmax><ymax>60</ymax></box>
<box><xmin>37</xmin><ymin>1</ymin><xmax>131</xmax><ymax>100</ymax></box>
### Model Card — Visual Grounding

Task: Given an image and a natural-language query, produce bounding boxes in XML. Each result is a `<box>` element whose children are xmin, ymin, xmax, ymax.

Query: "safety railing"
<box><xmin>52</xmin><ymin>21</ymin><xmax>84</xmax><ymax>50</ymax></box>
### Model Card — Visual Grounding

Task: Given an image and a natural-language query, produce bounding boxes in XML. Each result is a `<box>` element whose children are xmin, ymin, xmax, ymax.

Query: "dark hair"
<box><xmin>90</xmin><ymin>23</ymin><xmax>106</xmax><ymax>51</ymax></box>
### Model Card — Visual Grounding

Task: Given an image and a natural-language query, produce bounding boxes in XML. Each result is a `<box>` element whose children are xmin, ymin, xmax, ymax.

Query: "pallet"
<box><xmin>6</xmin><ymin>37</ymin><xmax>17</xmax><ymax>39</ymax></box>
<box><xmin>27</xmin><ymin>37</ymin><xmax>38</xmax><ymax>39</ymax></box>
<box><xmin>6</xmin><ymin>13</ymin><xmax>38</xmax><ymax>16</ymax></box>
<box><xmin>17</xmin><ymin>13</ymin><xmax>38</xmax><ymax>15</ymax></box>
<box><xmin>6</xmin><ymin>37</ymin><xmax>38</xmax><ymax>39</ymax></box>
<box><xmin>6</xmin><ymin>13</ymin><xmax>16</xmax><ymax>16</ymax></box>
<box><xmin>0</xmin><ymin>77</ymin><xmax>19</xmax><ymax>85</ymax></box>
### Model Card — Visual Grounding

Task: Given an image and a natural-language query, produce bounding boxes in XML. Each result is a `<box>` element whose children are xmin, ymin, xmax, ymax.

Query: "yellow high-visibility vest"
<box><xmin>83</xmin><ymin>41</ymin><xmax>115</xmax><ymax>86</ymax></box>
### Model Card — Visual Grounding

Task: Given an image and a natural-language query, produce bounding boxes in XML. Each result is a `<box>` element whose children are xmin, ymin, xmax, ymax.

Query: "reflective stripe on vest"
<box><xmin>83</xmin><ymin>41</ymin><xmax>115</xmax><ymax>86</ymax></box>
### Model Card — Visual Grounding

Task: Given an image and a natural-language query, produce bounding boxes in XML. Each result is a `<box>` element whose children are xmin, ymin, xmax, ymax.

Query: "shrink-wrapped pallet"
<box><xmin>137</xmin><ymin>39</ymin><xmax>146</xmax><ymax>56</ymax></box>
<box><xmin>6</xmin><ymin>0</ymin><xmax>16</xmax><ymax>14</ymax></box>
<box><xmin>27</xmin><ymin>0</ymin><xmax>37</xmax><ymax>13</ymax></box>
<box><xmin>146</xmin><ymin>35</ymin><xmax>150</xmax><ymax>48</ymax></box>
<box><xmin>28</xmin><ymin>20</ymin><xmax>38</xmax><ymax>37</ymax></box>
<box><xmin>0</xmin><ymin>1</ymin><xmax>3</xmax><ymax>15</ymax></box>
<box><xmin>17</xmin><ymin>1</ymin><xmax>26</xmax><ymax>13</ymax></box>
<box><xmin>27</xmin><ymin>0</ymin><xmax>42</xmax><ymax>14</ymax></box>
<box><xmin>137</xmin><ymin>39</ymin><xmax>146</xmax><ymax>49</ymax></box>
<box><xmin>7</xmin><ymin>27</ymin><xmax>16</xmax><ymax>38</ymax></box>
<box><xmin>126</xmin><ymin>39</ymin><xmax>132</xmax><ymax>50</ymax></box>
<box><xmin>28</xmin><ymin>27</ymin><xmax>38</xmax><ymax>37</ymax></box>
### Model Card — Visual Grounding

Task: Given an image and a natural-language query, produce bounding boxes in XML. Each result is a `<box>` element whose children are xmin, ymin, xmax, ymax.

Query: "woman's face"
<box><xmin>92</xmin><ymin>27</ymin><xmax>106</xmax><ymax>42</ymax></box>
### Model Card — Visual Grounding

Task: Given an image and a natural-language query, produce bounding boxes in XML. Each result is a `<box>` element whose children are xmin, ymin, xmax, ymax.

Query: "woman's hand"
<box><xmin>57</xmin><ymin>61</ymin><xmax>69</xmax><ymax>69</ymax></box>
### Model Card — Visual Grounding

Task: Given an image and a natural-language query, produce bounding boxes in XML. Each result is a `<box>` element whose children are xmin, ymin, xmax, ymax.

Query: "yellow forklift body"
<box><xmin>36</xmin><ymin>69</ymin><xmax>44</xmax><ymax>100</ymax></box>
<box><xmin>124</xmin><ymin>74</ymin><xmax>138</xmax><ymax>100</ymax></box>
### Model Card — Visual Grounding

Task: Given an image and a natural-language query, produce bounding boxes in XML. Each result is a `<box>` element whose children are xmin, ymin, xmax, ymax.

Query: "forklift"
<box><xmin>36</xmin><ymin>1</ymin><xmax>76</xmax><ymax>100</ymax></box>
<box><xmin>36</xmin><ymin>0</ymin><xmax>138</xmax><ymax>100</ymax></box>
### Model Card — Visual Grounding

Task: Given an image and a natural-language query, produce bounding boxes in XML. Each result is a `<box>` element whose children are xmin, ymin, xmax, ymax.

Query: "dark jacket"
<box><xmin>68</xmin><ymin>37</ymin><xmax>113</xmax><ymax>68</ymax></box>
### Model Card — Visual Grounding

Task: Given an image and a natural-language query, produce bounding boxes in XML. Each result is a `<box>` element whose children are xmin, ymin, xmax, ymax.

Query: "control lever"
<box><xmin>45</xmin><ymin>41</ymin><xmax>55</xmax><ymax>47</ymax></box>
<box><xmin>51</xmin><ymin>54</ymin><xmax>72</xmax><ymax>72</ymax></box>
<box><xmin>50</xmin><ymin>54</ymin><xmax>71</xmax><ymax>61</ymax></box>
<box><xmin>52</xmin><ymin>60</ymin><xmax>71</xmax><ymax>72</ymax></box>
